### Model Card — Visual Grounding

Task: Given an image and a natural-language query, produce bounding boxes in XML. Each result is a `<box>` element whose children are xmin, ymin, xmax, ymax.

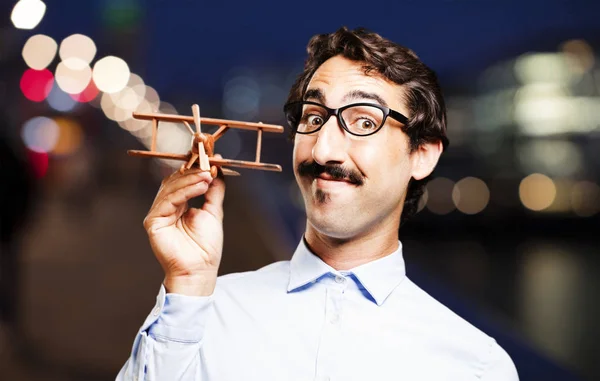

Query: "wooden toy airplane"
<box><xmin>127</xmin><ymin>104</ymin><xmax>283</xmax><ymax>177</ymax></box>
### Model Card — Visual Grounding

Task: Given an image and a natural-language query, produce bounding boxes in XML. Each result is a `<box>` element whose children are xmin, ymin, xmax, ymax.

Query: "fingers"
<box><xmin>203</xmin><ymin>174</ymin><xmax>226</xmax><ymax>221</ymax></box>
<box><xmin>202</xmin><ymin>154</ymin><xmax>226</xmax><ymax>221</ymax></box>
<box><xmin>157</xmin><ymin>169</ymin><xmax>213</xmax><ymax>202</ymax></box>
<box><xmin>145</xmin><ymin>169</ymin><xmax>212</xmax><ymax>230</ymax></box>
<box><xmin>144</xmin><ymin>181</ymin><xmax>210</xmax><ymax>231</ymax></box>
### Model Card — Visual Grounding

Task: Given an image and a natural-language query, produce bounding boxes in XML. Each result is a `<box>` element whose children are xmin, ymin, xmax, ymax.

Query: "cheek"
<box><xmin>292</xmin><ymin>137</ymin><xmax>313</xmax><ymax>176</ymax></box>
<box><xmin>352</xmin><ymin>135</ymin><xmax>408</xmax><ymax>175</ymax></box>
<box><xmin>352</xmin><ymin>135</ymin><xmax>412</xmax><ymax>191</ymax></box>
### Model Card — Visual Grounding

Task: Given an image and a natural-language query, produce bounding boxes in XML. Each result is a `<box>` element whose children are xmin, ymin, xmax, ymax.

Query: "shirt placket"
<box><xmin>314</xmin><ymin>274</ymin><xmax>348</xmax><ymax>381</ymax></box>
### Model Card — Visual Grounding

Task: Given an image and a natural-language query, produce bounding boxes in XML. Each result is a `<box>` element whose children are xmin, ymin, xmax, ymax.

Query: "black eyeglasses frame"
<box><xmin>283</xmin><ymin>100</ymin><xmax>410</xmax><ymax>137</ymax></box>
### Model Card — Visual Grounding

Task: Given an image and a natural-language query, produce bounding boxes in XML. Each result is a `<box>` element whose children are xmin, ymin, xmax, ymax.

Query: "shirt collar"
<box><xmin>287</xmin><ymin>238</ymin><xmax>406</xmax><ymax>306</ymax></box>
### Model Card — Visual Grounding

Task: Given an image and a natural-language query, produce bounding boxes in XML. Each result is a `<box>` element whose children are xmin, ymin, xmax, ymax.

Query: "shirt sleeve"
<box><xmin>481</xmin><ymin>341</ymin><xmax>519</xmax><ymax>381</ymax></box>
<box><xmin>115</xmin><ymin>284</ymin><xmax>214</xmax><ymax>381</ymax></box>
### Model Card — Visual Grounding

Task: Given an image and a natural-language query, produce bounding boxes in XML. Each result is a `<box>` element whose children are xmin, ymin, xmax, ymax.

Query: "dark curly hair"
<box><xmin>286</xmin><ymin>26</ymin><xmax>449</xmax><ymax>226</ymax></box>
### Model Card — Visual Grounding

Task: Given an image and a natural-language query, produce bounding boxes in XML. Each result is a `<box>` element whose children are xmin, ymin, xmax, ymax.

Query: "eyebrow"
<box><xmin>303</xmin><ymin>88</ymin><xmax>325</xmax><ymax>103</ymax></box>
<box><xmin>342</xmin><ymin>90</ymin><xmax>388</xmax><ymax>107</ymax></box>
<box><xmin>302</xmin><ymin>88</ymin><xmax>388</xmax><ymax>108</ymax></box>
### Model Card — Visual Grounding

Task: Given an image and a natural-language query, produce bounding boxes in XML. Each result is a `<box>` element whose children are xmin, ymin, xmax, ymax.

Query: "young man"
<box><xmin>117</xmin><ymin>27</ymin><xmax>518</xmax><ymax>380</ymax></box>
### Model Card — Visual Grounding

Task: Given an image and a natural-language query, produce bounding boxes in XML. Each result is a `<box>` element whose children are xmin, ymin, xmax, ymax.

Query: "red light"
<box><xmin>70</xmin><ymin>79</ymin><xmax>99</xmax><ymax>103</ymax></box>
<box><xmin>27</xmin><ymin>149</ymin><xmax>49</xmax><ymax>178</ymax></box>
<box><xmin>20</xmin><ymin>68</ymin><xmax>54</xmax><ymax>102</ymax></box>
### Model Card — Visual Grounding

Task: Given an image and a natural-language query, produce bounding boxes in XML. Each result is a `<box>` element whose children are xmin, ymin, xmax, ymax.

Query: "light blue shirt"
<box><xmin>117</xmin><ymin>240</ymin><xmax>518</xmax><ymax>381</ymax></box>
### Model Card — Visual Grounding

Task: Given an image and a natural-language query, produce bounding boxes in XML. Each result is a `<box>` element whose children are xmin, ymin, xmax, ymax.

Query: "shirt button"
<box><xmin>329</xmin><ymin>314</ymin><xmax>340</xmax><ymax>324</ymax></box>
<box><xmin>334</xmin><ymin>275</ymin><xmax>345</xmax><ymax>284</ymax></box>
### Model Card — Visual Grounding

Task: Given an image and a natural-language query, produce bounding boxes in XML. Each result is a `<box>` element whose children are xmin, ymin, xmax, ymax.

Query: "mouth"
<box><xmin>317</xmin><ymin>173</ymin><xmax>351</xmax><ymax>182</ymax></box>
<box><xmin>297</xmin><ymin>161</ymin><xmax>364</xmax><ymax>187</ymax></box>
<box><xmin>314</xmin><ymin>173</ymin><xmax>356</xmax><ymax>188</ymax></box>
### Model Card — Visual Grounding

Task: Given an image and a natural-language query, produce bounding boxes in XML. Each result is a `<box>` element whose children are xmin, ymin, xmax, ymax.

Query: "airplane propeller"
<box><xmin>192</xmin><ymin>104</ymin><xmax>211</xmax><ymax>171</ymax></box>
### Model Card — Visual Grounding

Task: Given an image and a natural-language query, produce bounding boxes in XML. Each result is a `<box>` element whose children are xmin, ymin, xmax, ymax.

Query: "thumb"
<box><xmin>203</xmin><ymin>153</ymin><xmax>226</xmax><ymax>221</ymax></box>
<box><xmin>203</xmin><ymin>172</ymin><xmax>225</xmax><ymax>221</ymax></box>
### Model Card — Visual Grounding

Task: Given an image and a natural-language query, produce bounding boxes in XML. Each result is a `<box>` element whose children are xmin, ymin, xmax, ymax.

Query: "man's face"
<box><xmin>293</xmin><ymin>55</ymin><xmax>419</xmax><ymax>240</ymax></box>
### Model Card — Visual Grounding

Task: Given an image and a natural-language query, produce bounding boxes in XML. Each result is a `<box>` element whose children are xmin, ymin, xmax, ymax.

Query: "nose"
<box><xmin>311</xmin><ymin>115</ymin><xmax>347</xmax><ymax>166</ymax></box>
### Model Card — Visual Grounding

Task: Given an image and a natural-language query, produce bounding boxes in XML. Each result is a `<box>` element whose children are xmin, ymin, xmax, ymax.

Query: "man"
<box><xmin>117</xmin><ymin>27</ymin><xmax>518</xmax><ymax>380</ymax></box>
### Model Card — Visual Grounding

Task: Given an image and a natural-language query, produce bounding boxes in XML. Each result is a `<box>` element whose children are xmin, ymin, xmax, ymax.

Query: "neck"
<box><xmin>304</xmin><ymin>220</ymin><xmax>400</xmax><ymax>271</ymax></box>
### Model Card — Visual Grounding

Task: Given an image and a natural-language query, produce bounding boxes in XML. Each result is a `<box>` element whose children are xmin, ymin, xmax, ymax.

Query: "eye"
<box><xmin>357</xmin><ymin>118</ymin><xmax>376</xmax><ymax>130</ymax></box>
<box><xmin>307</xmin><ymin>114</ymin><xmax>324</xmax><ymax>126</ymax></box>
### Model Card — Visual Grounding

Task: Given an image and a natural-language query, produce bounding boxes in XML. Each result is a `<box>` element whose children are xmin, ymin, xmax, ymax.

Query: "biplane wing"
<box><xmin>127</xmin><ymin>150</ymin><xmax>242</xmax><ymax>176</ymax></box>
<box><xmin>127</xmin><ymin>150</ymin><xmax>281</xmax><ymax>174</ymax></box>
<box><xmin>127</xmin><ymin>150</ymin><xmax>189</xmax><ymax>161</ymax></box>
<box><xmin>209</xmin><ymin>158</ymin><xmax>281</xmax><ymax>172</ymax></box>
<box><xmin>131</xmin><ymin>112</ymin><xmax>284</xmax><ymax>133</ymax></box>
<box><xmin>127</xmin><ymin>106</ymin><xmax>283</xmax><ymax>177</ymax></box>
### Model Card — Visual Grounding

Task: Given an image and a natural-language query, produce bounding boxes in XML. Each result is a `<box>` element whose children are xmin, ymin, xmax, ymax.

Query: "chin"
<box><xmin>306</xmin><ymin>209</ymin><xmax>361</xmax><ymax>240</ymax></box>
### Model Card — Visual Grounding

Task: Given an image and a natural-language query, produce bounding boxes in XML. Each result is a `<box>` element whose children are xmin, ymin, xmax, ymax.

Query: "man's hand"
<box><xmin>143</xmin><ymin>167</ymin><xmax>226</xmax><ymax>296</ymax></box>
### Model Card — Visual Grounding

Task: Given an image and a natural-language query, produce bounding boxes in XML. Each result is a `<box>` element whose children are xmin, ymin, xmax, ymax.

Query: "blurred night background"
<box><xmin>1</xmin><ymin>0</ymin><xmax>599</xmax><ymax>380</ymax></box>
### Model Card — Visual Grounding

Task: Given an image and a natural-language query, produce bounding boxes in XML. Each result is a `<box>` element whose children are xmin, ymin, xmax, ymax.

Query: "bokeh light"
<box><xmin>158</xmin><ymin>102</ymin><xmax>178</xmax><ymax>115</ymax></box>
<box><xmin>452</xmin><ymin>177</ymin><xmax>490</xmax><ymax>214</ymax></box>
<box><xmin>22</xmin><ymin>34</ymin><xmax>57</xmax><ymax>70</ymax></box>
<box><xmin>55</xmin><ymin>58</ymin><xmax>92</xmax><ymax>94</ymax></box>
<box><xmin>100</xmin><ymin>92</ymin><xmax>118</xmax><ymax>121</ymax></box>
<box><xmin>21</xmin><ymin>116</ymin><xmax>59</xmax><ymax>153</ymax></box>
<box><xmin>92</xmin><ymin>56</ymin><xmax>130</xmax><ymax>93</ymax></box>
<box><xmin>20</xmin><ymin>68</ymin><xmax>53</xmax><ymax>102</ymax></box>
<box><xmin>52</xmin><ymin>117</ymin><xmax>84</xmax><ymax>156</ymax></box>
<box><xmin>120</xmin><ymin>99</ymin><xmax>153</xmax><ymax>132</ymax></box>
<box><xmin>223</xmin><ymin>69</ymin><xmax>260</xmax><ymax>119</ymax></box>
<box><xmin>426</xmin><ymin>177</ymin><xmax>456</xmax><ymax>215</ymax></box>
<box><xmin>514</xmin><ymin>53</ymin><xmax>579</xmax><ymax>85</ymax></box>
<box><xmin>70</xmin><ymin>80</ymin><xmax>100</xmax><ymax>103</ymax></box>
<box><xmin>155</xmin><ymin>122</ymin><xmax>191</xmax><ymax>156</ymax></box>
<box><xmin>59</xmin><ymin>34</ymin><xmax>96</xmax><ymax>65</ymax></box>
<box><xmin>46</xmin><ymin>83</ymin><xmax>78</xmax><ymax>112</ymax></box>
<box><xmin>560</xmin><ymin>39</ymin><xmax>595</xmax><ymax>74</ymax></box>
<box><xmin>514</xmin><ymin>83</ymin><xmax>573</xmax><ymax>136</ymax></box>
<box><xmin>11</xmin><ymin>0</ymin><xmax>46</xmax><ymax>30</ymax></box>
<box><xmin>144</xmin><ymin>86</ymin><xmax>160</xmax><ymax>109</ymax></box>
<box><xmin>517</xmin><ymin>140</ymin><xmax>583</xmax><ymax>178</ymax></box>
<box><xmin>110</xmin><ymin>74</ymin><xmax>146</xmax><ymax>114</ymax></box>
<box><xmin>545</xmin><ymin>179</ymin><xmax>573</xmax><ymax>213</ymax></box>
<box><xmin>519</xmin><ymin>173</ymin><xmax>557</xmax><ymax>211</ymax></box>
<box><xmin>571</xmin><ymin>181</ymin><xmax>600</xmax><ymax>217</ymax></box>
<box><xmin>26</xmin><ymin>150</ymin><xmax>49</xmax><ymax>178</ymax></box>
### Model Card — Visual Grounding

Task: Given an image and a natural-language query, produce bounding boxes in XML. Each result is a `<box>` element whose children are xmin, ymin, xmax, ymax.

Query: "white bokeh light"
<box><xmin>55</xmin><ymin>58</ymin><xmax>92</xmax><ymax>94</ymax></box>
<box><xmin>11</xmin><ymin>0</ymin><xmax>46</xmax><ymax>30</ymax></box>
<box><xmin>92</xmin><ymin>56</ymin><xmax>131</xmax><ymax>93</ymax></box>
<box><xmin>59</xmin><ymin>34</ymin><xmax>96</xmax><ymax>65</ymax></box>
<box><xmin>22</xmin><ymin>34</ymin><xmax>57</xmax><ymax>70</ymax></box>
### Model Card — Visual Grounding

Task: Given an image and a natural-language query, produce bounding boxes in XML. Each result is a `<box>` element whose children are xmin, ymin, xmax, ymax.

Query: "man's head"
<box><xmin>285</xmin><ymin>27</ymin><xmax>448</xmax><ymax>241</ymax></box>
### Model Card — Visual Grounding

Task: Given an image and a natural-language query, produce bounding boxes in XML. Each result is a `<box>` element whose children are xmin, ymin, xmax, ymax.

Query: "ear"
<box><xmin>410</xmin><ymin>141</ymin><xmax>443</xmax><ymax>181</ymax></box>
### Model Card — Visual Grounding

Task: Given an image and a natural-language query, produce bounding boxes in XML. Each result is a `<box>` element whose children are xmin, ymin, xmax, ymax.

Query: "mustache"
<box><xmin>297</xmin><ymin>161</ymin><xmax>364</xmax><ymax>185</ymax></box>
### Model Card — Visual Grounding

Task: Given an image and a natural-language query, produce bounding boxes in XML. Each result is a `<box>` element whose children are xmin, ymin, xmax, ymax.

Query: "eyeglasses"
<box><xmin>283</xmin><ymin>101</ymin><xmax>409</xmax><ymax>137</ymax></box>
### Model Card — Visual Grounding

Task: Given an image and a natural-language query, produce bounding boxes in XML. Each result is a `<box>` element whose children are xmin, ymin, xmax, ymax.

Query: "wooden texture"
<box><xmin>128</xmin><ymin>105</ymin><xmax>283</xmax><ymax>177</ymax></box>
<box><xmin>127</xmin><ymin>150</ymin><xmax>282</xmax><ymax>172</ymax></box>
<box><xmin>151</xmin><ymin>118</ymin><xmax>158</xmax><ymax>151</ymax></box>
<box><xmin>212</xmin><ymin>125</ymin><xmax>229</xmax><ymax>141</ymax></box>
<box><xmin>132</xmin><ymin>112</ymin><xmax>284</xmax><ymax>133</ymax></box>
<box><xmin>256</xmin><ymin>127</ymin><xmax>262</xmax><ymax>162</ymax></box>
<box><xmin>191</xmin><ymin>104</ymin><xmax>211</xmax><ymax>171</ymax></box>
<box><xmin>182</xmin><ymin>120</ymin><xmax>194</xmax><ymax>134</ymax></box>
<box><xmin>209</xmin><ymin>158</ymin><xmax>281</xmax><ymax>172</ymax></box>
